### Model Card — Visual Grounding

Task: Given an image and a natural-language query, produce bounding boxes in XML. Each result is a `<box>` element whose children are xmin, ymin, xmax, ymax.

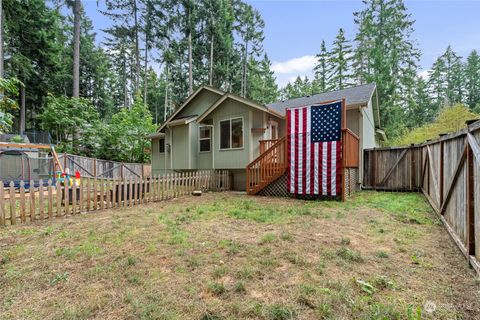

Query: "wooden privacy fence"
<box><xmin>363</xmin><ymin>120</ymin><xmax>480</xmax><ymax>275</ymax></box>
<box><xmin>0</xmin><ymin>170</ymin><xmax>230</xmax><ymax>226</ymax></box>
<box><xmin>58</xmin><ymin>153</ymin><xmax>151</xmax><ymax>179</ymax></box>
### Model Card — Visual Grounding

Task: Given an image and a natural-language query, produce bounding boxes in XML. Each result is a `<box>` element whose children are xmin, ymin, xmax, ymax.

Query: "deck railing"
<box><xmin>259</xmin><ymin>139</ymin><xmax>279</xmax><ymax>154</ymax></box>
<box><xmin>342</xmin><ymin>129</ymin><xmax>360</xmax><ymax>168</ymax></box>
<box><xmin>246</xmin><ymin>137</ymin><xmax>287</xmax><ymax>195</ymax></box>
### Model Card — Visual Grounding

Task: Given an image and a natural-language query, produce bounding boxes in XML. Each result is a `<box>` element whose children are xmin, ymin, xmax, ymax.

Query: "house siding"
<box><xmin>171</xmin><ymin>124</ymin><xmax>189</xmax><ymax>170</ymax></box>
<box><xmin>346</xmin><ymin>109</ymin><xmax>360</xmax><ymax>136</ymax></box>
<box><xmin>362</xmin><ymin>100</ymin><xmax>377</xmax><ymax>149</ymax></box>
<box><xmin>210</xmin><ymin>99</ymin><xmax>251</xmax><ymax>169</ymax></box>
<box><xmin>175</xmin><ymin>90</ymin><xmax>221</xmax><ymax>119</ymax></box>
<box><xmin>151</xmin><ymin>129</ymin><xmax>171</xmax><ymax>175</ymax></box>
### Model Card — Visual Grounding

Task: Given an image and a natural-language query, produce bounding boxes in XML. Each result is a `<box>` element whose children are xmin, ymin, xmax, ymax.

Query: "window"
<box><xmin>159</xmin><ymin>138</ymin><xmax>165</xmax><ymax>153</ymax></box>
<box><xmin>220</xmin><ymin>117</ymin><xmax>243</xmax><ymax>150</ymax></box>
<box><xmin>199</xmin><ymin>126</ymin><xmax>211</xmax><ymax>152</ymax></box>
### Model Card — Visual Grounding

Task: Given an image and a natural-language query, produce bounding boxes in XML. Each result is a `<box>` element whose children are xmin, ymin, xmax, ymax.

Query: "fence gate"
<box><xmin>363</xmin><ymin>121</ymin><xmax>480</xmax><ymax>276</ymax></box>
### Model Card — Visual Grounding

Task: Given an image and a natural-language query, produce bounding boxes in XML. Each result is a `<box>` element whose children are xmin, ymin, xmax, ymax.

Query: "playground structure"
<box><xmin>1</xmin><ymin>142</ymin><xmax>150</xmax><ymax>187</ymax></box>
<box><xmin>0</xmin><ymin>142</ymin><xmax>63</xmax><ymax>188</ymax></box>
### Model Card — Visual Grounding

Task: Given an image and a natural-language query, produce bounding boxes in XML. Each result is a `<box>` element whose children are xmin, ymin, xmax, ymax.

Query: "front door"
<box><xmin>269</xmin><ymin>120</ymin><xmax>278</xmax><ymax>140</ymax></box>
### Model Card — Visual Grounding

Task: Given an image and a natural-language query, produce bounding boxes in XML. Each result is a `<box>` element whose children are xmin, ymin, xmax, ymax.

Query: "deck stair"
<box><xmin>246</xmin><ymin>136</ymin><xmax>287</xmax><ymax>195</ymax></box>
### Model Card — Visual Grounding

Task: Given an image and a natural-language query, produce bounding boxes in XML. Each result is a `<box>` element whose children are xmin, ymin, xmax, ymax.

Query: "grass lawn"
<box><xmin>1</xmin><ymin>191</ymin><xmax>479</xmax><ymax>319</ymax></box>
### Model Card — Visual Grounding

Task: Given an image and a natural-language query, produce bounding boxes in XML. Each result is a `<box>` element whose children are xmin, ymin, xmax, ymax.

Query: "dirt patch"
<box><xmin>1</xmin><ymin>191</ymin><xmax>479</xmax><ymax>319</ymax></box>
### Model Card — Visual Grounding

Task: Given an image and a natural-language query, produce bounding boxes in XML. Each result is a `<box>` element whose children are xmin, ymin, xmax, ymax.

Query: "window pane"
<box><xmin>200</xmin><ymin>139</ymin><xmax>210</xmax><ymax>152</ymax></box>
<box><xmin>220</xmin><ymin>120</ymin><xmax>230</xmax><ymax>149</ymax></box>
<box><xmin>200</xmin><ymin>126</ymin><xmax>210</xmax><ymax>139</ymax></box>
<box><xmin>231</xmin><ymin>118</ymin><xmax>243</xmax><ymax>148</ymax></box>
<box><xmin>159</xmin><ymin>139</ymin><xmax>165</xmax><ymax>153</ymax></box>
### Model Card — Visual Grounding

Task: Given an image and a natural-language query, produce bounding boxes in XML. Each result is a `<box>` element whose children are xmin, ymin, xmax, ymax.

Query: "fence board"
<box><xmin>1</xmin><ymin>171</ymin><xmax>229</xmax><ymax>227</ymax></box>
<box><xmin>363</xmin><ymin>124</ymin><xmax>480</xmax><ymax>276</ymax></box>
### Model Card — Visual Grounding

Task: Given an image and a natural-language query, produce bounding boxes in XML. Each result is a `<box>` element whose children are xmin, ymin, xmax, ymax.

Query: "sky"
<box><xmin>84</xmin><ymin>0</ymin><xmax>480</xmax><ymax>88</ymax></box>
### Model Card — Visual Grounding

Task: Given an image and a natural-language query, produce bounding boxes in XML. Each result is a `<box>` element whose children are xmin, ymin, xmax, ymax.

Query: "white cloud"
<box><xmin>418</xmin><ymin>69</ymin><xmax>430</xmax><ymax>80</ymax></box>
<box><xmin>272</xmin><ymin>55</ymin><xmax>317</xmax><ymax>88</ymax></box>
<box><xmin>272</xmin><ymin>55</ymin><xmax>316</xmax><ymax>74</ymax></box>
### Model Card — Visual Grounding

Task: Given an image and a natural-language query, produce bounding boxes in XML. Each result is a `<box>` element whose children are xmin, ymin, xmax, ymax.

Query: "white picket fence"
<box><xmin>0</xmin><ymin>170</ymin><xmax>230</xmax><ymax>226</ymax></box>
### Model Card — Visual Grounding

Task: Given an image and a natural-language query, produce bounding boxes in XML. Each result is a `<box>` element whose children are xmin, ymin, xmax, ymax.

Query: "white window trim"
<box><xmin>219</xmin><ymin>116</ymin><xmax>244</xmax><ymax>150</ymax></box>
<box><xmin>198</xmin><ymin>125</ymin><xmax>212</xmax><ymax>153</ymax></box>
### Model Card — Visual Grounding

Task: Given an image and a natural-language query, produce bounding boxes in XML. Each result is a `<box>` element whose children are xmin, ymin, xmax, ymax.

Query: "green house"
<box><xmin>149</xmin><ymin>84</ymin><xmax>383</xmax><ymax>191</ymax></box>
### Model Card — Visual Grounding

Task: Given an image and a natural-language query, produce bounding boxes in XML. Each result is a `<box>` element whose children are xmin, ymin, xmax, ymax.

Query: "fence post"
<box><xmin>19</xmin><ymin>180</ymin><xmax>26</xmax><ymax>223</ymax></box>
<box><xmin>466</xmin><ymin>139</ymin><xmax>475</xmax><ymax>255</ymax></box>
<box><xmin>440</xmin><ymin>139</ymin><xmax>445</xmax><ymax>205</ymax></box>
<box><xmin>9</xmin><ymin>181</ymin><xmax>16</xmax><ymax>225</ymax></box>
<box><xmin>0</xmin><ymin>182</ymin><xmax>5</xmax><ymax>226</ymax></box>
<box><xmin>410</xmin><ymin>145</ymin><xmax>415</xmax><ymax>191</ymax></box>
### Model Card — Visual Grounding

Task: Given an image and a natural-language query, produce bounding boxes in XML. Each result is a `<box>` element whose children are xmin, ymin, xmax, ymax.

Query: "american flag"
<box><xmin>287</xmin><ymin>101</ymin><xmax>342</xmax><ymax>196</ymax></box>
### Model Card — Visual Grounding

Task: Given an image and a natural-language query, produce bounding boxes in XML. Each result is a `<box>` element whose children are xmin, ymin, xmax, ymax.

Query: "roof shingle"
<box><xmin>267</xmin><ymin>83</ymin><xmax>377</xmax><ymax>116</ymax></box>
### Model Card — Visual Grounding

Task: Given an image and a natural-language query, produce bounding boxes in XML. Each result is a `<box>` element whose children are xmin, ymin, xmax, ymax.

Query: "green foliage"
<box><xmin>391</xmin><ymin>104</ymin><xmax>479</xmax><ymax>146</ymax></box>
<box><xmin>0</xmin><ymin>78</ymin><xmax>21</xmax><ymax>133</ymax></box>
<box><xmin>98</xmin><ymin>95</ymin><xmax>156</xmax><ymax>162</ymax></box>
<box><xmin>39</xmin><ymin>95</ymin><xmax>100</xmax><ymax>154</ymax></box>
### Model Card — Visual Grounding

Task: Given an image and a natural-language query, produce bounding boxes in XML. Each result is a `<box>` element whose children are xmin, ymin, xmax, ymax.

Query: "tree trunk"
<box><xmin>209</xmin><ymin>33</ymin><xmax>214</xmax><ymax>86</ymax></box>
<box><xmin>72</xmin><ymin>0</ymin><xmax>81</xmax><ymax>98</ymax></box>
<box><xmin>164</xmin><ymin>65</ymin><xmax>169</xmax><ymax>121</ymax></box>
<box><xmin>133</xmin><ymin>0</ymin><xmax>140</xmax><ymax>93</ymax></box>
<box><xmin>123</xmin><ymin>56</ymin><xmax>128</xmax><ymax>108</ymax></box>
<box><xmin>143</xmin><ymin>39</ymin><xmax>148</xmax><ymax>104</ymax></box>
<box><xmin>0</xmin><ymin>0</ymin><xmax>3</xmax><ymax>79</ymax></box>
<box><xmin>19</xmin><ymin>83</ymin><xmax>25</xmax><ymax>135</ymax></box>
<box><xmin>241</xmin><ymin>41</ymin><xmax>248</xmax><ymax>97</ymax></box>
<box><xmin>188</xmin><ymin>29</ymin><xmax>193</xmax><ymax>95</ymax></box>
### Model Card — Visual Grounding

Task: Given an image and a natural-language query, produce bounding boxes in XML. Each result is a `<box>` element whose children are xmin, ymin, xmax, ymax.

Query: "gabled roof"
<box><xmin>266</xmin><ymin>83</ymin><xmax>380</xmax><ymax>127</ymax></box>
<box><xmin>157</xmin><ymin>85</ymin><xmax>224</xmax><ymax>132</ymax></box>
<box><xmin>158</xmin><ymin>86</ymin><xmax>284</xmax><ymax>132</ymax></box>
<box><xmin>197</xmin><ymin>92</ymin><xmax>284</xmax><ymax>123</ymax></box>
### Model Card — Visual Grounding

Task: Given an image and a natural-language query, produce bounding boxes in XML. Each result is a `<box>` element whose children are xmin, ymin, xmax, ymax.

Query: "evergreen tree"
<box><xmin>465</xmin><ymin>50</ymin><xmax>480</xmax><ymax>110</ymax></box>
<box><xmin>234</xmin><ymin>2</ymin><xmax>265</xmax><ymax>97</ymax></box>
<box><xmin>313</xmin><ymin>40</ymin><xmax>331</xmax><ymax>93</ymax></box>
<box><xmin>247</xmin><ymin>53</ymin><xmax>279</xmax><ymax>104</ymax></box>
<box><xmin>329</xmin><ymin>28</ymin><xmax>353</xmax><ymax>90</ymax></box>
<box><xmin>281</xmin><ymin>76</ymin><xmax>314</xmax><ymax>100</ymax></box>
<box><xmin>353</xmin><ymin>0</ymin><xmax>420</xmax><ymax>137</ymax></box>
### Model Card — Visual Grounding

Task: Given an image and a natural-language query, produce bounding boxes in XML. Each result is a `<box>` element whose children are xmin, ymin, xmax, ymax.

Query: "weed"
<box><xmin>44</xmin><ymin>227</ymin><xmax>54</xmax><ymax>236</ymax></box>
<box><xmin>316</xmin><ymin>302</ymin><xmax>333</xmax><ymax>319</ymax></box>
<box><xmin>316</xmin><ymin>261</ymin><xmax>326</xmax><ymax>275</ymax></box>
<box><xmin>336</xmin><ymin>247</ymin><xmax>364</xmax><ymax>262</ymax></box>
<box><xmin>355</xmin><ymin>279</ymin><xmax>375</xmax><ymax>295</ymax></box>
<box><xmin>207</xmin><ymin>282</ymin><xmax>226</xmax><ymax>296</ymax></box>
<box><xmin>375</xmin><ymin>250</ymin><xmax>390</xmax><ymax>259</ymax></box>
<box><xmin>126</xmin><ymin>256</ymin><xmax>138</xmax><ymax>266</ymax></box>
<box><xmin>50</xmin><ymin>272</ymin><xmax>69</xmax><ymax>285</ymax></box>
<box><xmin>259</xmin><ymin>257</ymin><xmax>278</xmax><ymax>268</ymax></box>
<box><xmin>283</xmin><ymin>252</ymin><xmax>307</xmax><ymax>266</ymax></box>
<box><xmin>340</xmin><ymin>237</ymin><xmax>351</xmax><ymax>246</ymax></box>
<box><xmin>233</xmin><ymin>281</ymin><xmax>246</xmax><ymax>293</ymax></box>
<box><xmin>261</xmin><ymin>232</ymin><xmax>276</xmax><ymax>244</ymax></box>
<box><xmin>279</xmin><ymin>231</ymin><xmax>293</xmax><ymax>242</ymax></box>
<box><xmin>127</xmin><ymin>274</ymin><xmax>141</xmax><ymax>285</ymax></box>
<box><xmin>213</xmin><ymin>265</ymin><xmax>228</xmax><ymax>278</ymax></box>
<box><xmin>236</xmin><ymin>267</ymin><xmax>256</xmax><ymax>279</ymax></box>
<box><xmin>200</xmin><ymin>313</ymin><xmax>223</xmax><ymax>320</ymax></box>
<box><xmin>373</xmin><ymin>276</ymin><xmax>395</xmax><ymax>290</ymax></box>
<box><xmin>219</xmin><ymin>239</ymin><xmax>242</xmax><ymax>255</ymax></box>
<box><xmin>267</xmin><ymin>304</ymin><xmax>295</xmax><ymax>320</ymax></box>
<box><xmin>186</xmin><ymin>255</ymin><xmax>201</xmax><ymax>270</ymax></box>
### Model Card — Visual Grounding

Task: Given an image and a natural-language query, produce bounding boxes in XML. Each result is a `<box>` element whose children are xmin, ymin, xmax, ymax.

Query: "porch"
<box><xmin>246</xmin><ymin>128</ymin><xmax>360</xmax><ymax>199</ymax></box>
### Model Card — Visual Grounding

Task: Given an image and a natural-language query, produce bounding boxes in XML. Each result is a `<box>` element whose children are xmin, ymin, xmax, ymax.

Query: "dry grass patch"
<box><xmin>1</xmin><ymin>191</ymin><xmax>479</xmax><ymax>319</ymax></box>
